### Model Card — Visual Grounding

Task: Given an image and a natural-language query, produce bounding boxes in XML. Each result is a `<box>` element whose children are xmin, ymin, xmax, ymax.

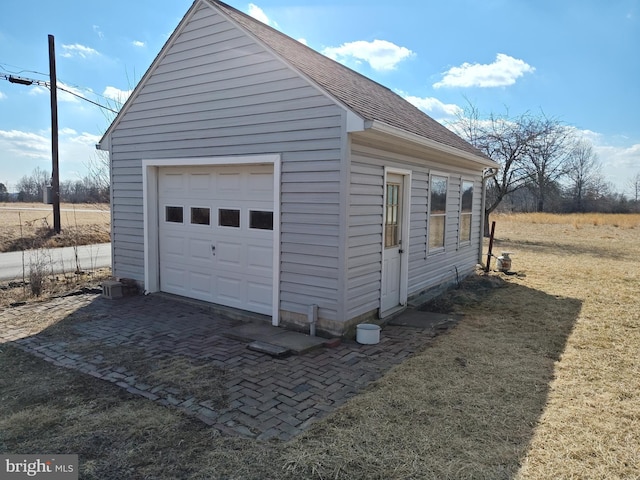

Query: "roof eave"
<box><xmin>365</xmin><ymin>120</ymin><xmax>499</xmax><ymax>169</ymax></box>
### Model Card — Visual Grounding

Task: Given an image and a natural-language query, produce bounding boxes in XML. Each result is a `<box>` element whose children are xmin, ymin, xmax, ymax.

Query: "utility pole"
<box><xmin>48</xmin><ymin>34</ymin><xmax>61</xmax><ymax>234</ymax></box>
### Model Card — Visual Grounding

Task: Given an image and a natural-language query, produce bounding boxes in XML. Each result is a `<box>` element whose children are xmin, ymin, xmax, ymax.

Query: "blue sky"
<box><xmin>1</xmin><ymin>0</ymin><xmax>638</xmax><ymax>193</ymax></box>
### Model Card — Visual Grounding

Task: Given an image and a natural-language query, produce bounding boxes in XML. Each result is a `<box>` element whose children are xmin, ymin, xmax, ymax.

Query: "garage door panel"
<box><xmin>160</xmin><ymin>172</ymin><xmax>185</xmax><ymax>192</ymax></box>
<box><xmin>189</xmin><ymin>271</ymin><xmax>212</xmax><ymax>297</ymax></box>
<box><xmin>217</xmin><ymin>276</ymin><xmax>243</xmax><ymax>303</ymax></box>
<box><xmin>216</xmin><ymin>241</ymin><xmax>243</xmax><ymax>267</ymax></box>
<box><xmin>247</xmin><ymin>281</ymin><xmax>272</xmax><ymax>311</ymax></box>
<box><xmin>158</xmin><ymin>164</ymin><xmax>274</xmax><ymax>315</ymax></box>
<box><xmin>247</xmin><ymin>244</ymin><xmax>272</xmax><ymax>274</ymax></box>
<box><xmin>189</xmin><ymin>238</ymin><xmax>213</xmax><ymax>262</ymax></box>
<box><xmin>188</xmin><ymin>172</ymin><xmax>212</xmax><ymax>191</ymax></box>
<box><xmin>164</xmin><ymin>235</ymin><xmax>185</xmax><ymax>257</ymax></box>
<box><xmin>163</xmin><ymin>266</ymin><xmax>187</xmax><ymax>292</ymax></box>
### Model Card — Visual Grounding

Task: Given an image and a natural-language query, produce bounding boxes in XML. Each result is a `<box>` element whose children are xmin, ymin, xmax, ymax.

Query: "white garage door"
<box><xmin>158</xmin><ymin>165</ymin><xmax>274</xmax><ymax>315</ymax></box>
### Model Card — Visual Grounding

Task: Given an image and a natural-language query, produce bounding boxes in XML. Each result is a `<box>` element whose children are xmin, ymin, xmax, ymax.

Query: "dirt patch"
<box><xmin>419</xmin><ymin>270</ymin><xmax>508</xmax><ymax>313</ymax></box>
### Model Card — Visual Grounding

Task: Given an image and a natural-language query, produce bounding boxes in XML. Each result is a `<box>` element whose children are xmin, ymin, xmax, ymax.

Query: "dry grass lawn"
<box><xmin>1</xmin><ymin>213</ymin><xmax>639</xmax><ymax>479</ymax></box>
<box><xmin>0</xmin><ymin>202</ymin><xmax>110</xmax><ymax>252</ymax></box>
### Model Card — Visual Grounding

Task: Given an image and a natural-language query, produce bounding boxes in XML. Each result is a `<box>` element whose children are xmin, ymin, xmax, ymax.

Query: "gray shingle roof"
<box><xmin>210</xmin><ymin>0</ymin><xmax>484</xmax><ymax>158</ymax></box>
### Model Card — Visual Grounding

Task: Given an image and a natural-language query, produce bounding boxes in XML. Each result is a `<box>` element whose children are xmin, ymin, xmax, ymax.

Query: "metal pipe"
<box><xmin>308</xmin><ymin>304</ymin><xmax>318</xmax><ymax>336</ymax></box>
<box><xmin>479</xmin><ymin>168</ymin><xmax>497</xmax><ymax>264</ymax></box>
<box><xmin>485</xmin><ymin>221</ymin><xmax>496</xmax><ymax>272</ymax></box>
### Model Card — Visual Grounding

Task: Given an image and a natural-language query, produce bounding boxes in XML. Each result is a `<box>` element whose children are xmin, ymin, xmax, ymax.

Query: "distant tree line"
<box><xmin>4</xmin><ymin>162</ymin><xmax>109</xmax><ymax>204</ymax></box>
<box><xmin>451</xmin><ymin>104</ymin><xmax>640</xmax><ymax>233</ymax></box>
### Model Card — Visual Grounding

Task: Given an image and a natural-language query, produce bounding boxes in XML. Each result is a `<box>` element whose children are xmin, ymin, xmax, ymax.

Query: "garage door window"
<box><xmin>165</xmin><ymin>206</ymin><xmax>183</xmax><ymax>223</ymax></box>
<box><xmin>219</xmin><ymin>209</ymin><xmax>240</xmax><ymax>228</ymax></box>
<box><xmin>191</xmin><ymin>207</ymin><xmax>210</xmax><ymax>226</ymax></box>
<box><xmin>250</xmin><ymin>210</ymin><xmax>273</xmax><ymax>230</ymax></box>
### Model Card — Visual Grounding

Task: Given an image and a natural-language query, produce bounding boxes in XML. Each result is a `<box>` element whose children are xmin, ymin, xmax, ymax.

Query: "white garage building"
<box><xmin>99</xmin><ymin>0</ymin><xmax>498</xmax><ymax>337</ymax></box>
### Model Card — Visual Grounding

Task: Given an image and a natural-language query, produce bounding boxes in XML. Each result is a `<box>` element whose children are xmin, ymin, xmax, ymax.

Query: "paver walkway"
<box><xmin>0</xmin><ymin>293</ymin><xmax>455</xmax><ymax>441</ymax></box>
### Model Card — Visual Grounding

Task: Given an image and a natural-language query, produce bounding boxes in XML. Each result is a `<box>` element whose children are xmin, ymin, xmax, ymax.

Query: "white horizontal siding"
<box><xmin>347</xmin><ymin>140</ymin><xmax>484</xmax><ymax>319</ymax></box>
<box><xmin>346</xmin><ymin>161</ymin><xmax>383</xmax><ymax>318</ymax></box>
<box><xmin>109</xmin><ymin>2</ymin><xmax>345</xmax><ymax>321</ymax></box>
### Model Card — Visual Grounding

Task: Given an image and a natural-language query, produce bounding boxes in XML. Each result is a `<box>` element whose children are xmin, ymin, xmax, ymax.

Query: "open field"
<box><xmin>0</xmin><ymin>202</ymin><xmax>110</xmax><ymax>253</ymax></box>
<box><xmin>1</xmin><ymin>213</ymin><xmax>639</xmax><ymax>478</ymax></box>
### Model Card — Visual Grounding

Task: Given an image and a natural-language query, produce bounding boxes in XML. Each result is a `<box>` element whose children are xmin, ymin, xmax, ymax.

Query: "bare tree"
<box><xmin>16</xmin><ymin>167</ymin><xmax>50</xmax><ymax>202</ymax></box>
<box><xmin>0</xmin><ymin>182</ymin><xmax>8</xmax><ymax>202</ymax></box>
<box><xmin>627</xmin><ymin>172</ymin><xmax>640</xmax><ymax>203</ymax></box>
<box><xmin>565</xmin><ymin>139</ymin><xmax>601</xmax><ymax>212</ymax></box>
<box><xmin>451</xmin><ymin>104</ymin><xmax>543</xmax><ymax>234</ymax></box>
<box><xmin>522</xmin><ymin>117</ymin><xmax>574</xmax><ymax>212</ymax></box>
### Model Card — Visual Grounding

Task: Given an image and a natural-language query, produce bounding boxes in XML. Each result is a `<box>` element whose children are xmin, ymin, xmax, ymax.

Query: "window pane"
<box><xmin>430</xmin><ymin>176</ymin><xmax>447</xmax><ymax>214</ymax></box>
<box><xmin>460</xmin><ymin>213</ymin><xmax>472</xmax><ymax>243</ymax></box>
<box><xmin>250</xmin><ymin>210</ymin><xmax>273</xmax><ymax>230</ymax></box>
<box><xmin>191</xmin><ymin>207</ymin><xmax>210</xmax><ymax>225</ymax></box>
<box><xmin>385</xmin><ymin>225</ymin><xmax>398</xmax><ymax>248</ymax></box>
<box><xmin>461</xmin><ymin>181</ymin><xmax>474</xmax><ymax>213</ymax></box>
<box><xmin>219</xmin><ymin>209</ymin><xmax>240</xmax><ymax>228</ymax></box>
<box><xmin>165</xmin><ymin>206</ymin><xmax>183</xmax><ymax>223</ymax></box>
<box><xmin>429</xmin><ymin>215</ymin><xmax>445</xmax><ymax>249</ymax></box>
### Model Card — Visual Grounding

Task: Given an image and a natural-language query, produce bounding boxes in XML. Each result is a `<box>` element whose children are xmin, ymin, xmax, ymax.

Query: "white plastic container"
<box><xmin>356</xmin><ymin>323</ymin><xmax>381</xmax><ymax>345</ymax></box>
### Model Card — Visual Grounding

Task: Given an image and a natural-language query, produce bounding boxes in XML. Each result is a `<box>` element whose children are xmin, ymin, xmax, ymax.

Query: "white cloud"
<box><xmin>29</xmin><ymin>86</ymin><xmax>48</xmax><ymax>97</ymax></box>
<box><xmin>566</xmin><ymin>128</ymin><xmax>640</xmax><ymax>191</ymax></box>
<box><xmin>61</xmin><ymin>43</ymin><xmax>100</xmax><ymax>59</ymax></box>
<box><xmin>248</xmin><ymin>3</ymin><xmax>278</xmax><ymax>27</ymax></box>
<box><xmin>0</xmin><ymin>129</ymin><xmax>50</xmax><ymax>159</ymax></box>
<box><xmin>0</xmin><ymin>128</ymin><xmax>103</xmax><ymax>186</ymax></box>
<box><xmin>434</xmin><ymin>53</ymin><xmax>535</xmax><ymax>88</ymax></box>
<box><xmin>398</xmin><ymin>91</ymin><xmax>462</xmax><ymax>121</ymax></box>
<box><xmin>103</xmin><ymin>86</ymin><xmax>133</xmax><ymax>104</ymax></box>
<box><xmin>0</xmin><ymin>91</ymin><xmax>6</xmax><ymax>100</ymax></box>
<box><xmin>298</xmin><ymin>38</ymin><xmax>308</xmax><ymax>46</ymax></box>
<box><xmin>322</xmin><ymin>39</ymin><xmax>414</xmax><ymax>72</ymax></box>
<box><xmin>93</xmin><ymin>25</ymin><xmax>104</xmax><ymax>39</ymax></box>
<box><xmin>132</xmin><ymin>40</ymin><xmax>146</xmax><ymax>48</ymax></box>
<box><xmin>57</xmin><ymin>82</ymin><xmax>87</xmax><ymax>104</ymax></box>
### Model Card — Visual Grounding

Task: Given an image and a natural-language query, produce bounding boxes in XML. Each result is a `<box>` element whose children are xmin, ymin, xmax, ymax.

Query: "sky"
<box><xmin>1</xmin><ymin>0</ymin><xmax>639</xmax><ymax>194</ymax></box>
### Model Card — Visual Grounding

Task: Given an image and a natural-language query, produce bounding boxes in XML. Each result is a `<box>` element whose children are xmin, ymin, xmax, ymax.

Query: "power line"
<box><xmin>1</xmin><ymin>73</ymin><xmax>119</xmax><ymax>114</ymax></box>
<box><xmin>57</xmin><ymin>84</ymin><xmax>119</xmax><ymax>114</ymax></box>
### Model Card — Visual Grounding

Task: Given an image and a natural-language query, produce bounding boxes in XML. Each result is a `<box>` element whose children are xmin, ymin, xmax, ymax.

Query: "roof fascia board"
<box><xmin>366</xmin><ymin>120</ymin><xmax>499</xmax><ymax>169</ymax></box>
<box><xmin>205</xmin><ymin>0</ymin><xmax>365</xmax><ymax>131</ymax></box>
<box><xmin>98</xmin><ymin>0</ymin><xmax>203</xmax><ymax>150</ymax></box>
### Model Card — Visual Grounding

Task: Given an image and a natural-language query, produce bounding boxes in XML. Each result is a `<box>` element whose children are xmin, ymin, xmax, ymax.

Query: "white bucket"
<box><xmin>356</xmin><ymin>323</ymin><xmax>381</xmax><ymax>345</ymax></box>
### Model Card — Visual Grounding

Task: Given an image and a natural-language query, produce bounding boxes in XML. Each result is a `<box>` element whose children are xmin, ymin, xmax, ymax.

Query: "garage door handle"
<box><xmin>211</xmin><ymin>245</ymin><xmax>216</xmax><ymax>256</ymax></box>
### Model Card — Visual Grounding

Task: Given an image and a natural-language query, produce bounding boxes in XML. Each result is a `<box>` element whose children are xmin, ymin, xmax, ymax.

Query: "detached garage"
<box><xmin>99</xmin><ymin>0</ymin><xmax>498</xmax><ymax>336</ymax></box>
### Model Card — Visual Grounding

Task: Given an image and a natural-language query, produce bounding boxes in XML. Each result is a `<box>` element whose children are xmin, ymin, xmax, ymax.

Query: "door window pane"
<box><xmin>249</xmin><ymin>210</ymin><xmax>273</xmax><ymax>230</ymax></box>
<box><xmin>219</xmin><ymin>209</ymin><xmax>240</xmax><ymax>228</ymax></box>
<box><xmin>165</xmin><ymin>206</ymin><xmax>183</xmax><ymax>223</ymax></box>
<box><xmin>385</xmin><ymin>183</ymin><xmax>400</xmax><ymax>248</ymax></box>
<box><xmin>191</xmin><ymin>207</ymin><xmax>210</xmax><ymax>225</ymax></box>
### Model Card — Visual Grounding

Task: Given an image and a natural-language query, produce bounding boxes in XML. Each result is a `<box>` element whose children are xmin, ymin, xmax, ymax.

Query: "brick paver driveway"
<box><xmin>1</xmin><ymin>293</ymin><xmax>443</xmax><ymax>441</ymax></box>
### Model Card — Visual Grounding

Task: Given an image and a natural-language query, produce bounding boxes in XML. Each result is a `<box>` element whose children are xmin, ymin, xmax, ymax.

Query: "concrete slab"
<box><xmin>224</xmin><ymin>323</ymin><xmax>281</xmax><ymax>343</ymax></box>
<box><xmin>247</xmin><ymin>341</ymin><xmax>291</xmax><ymax>358</ymax></box>
<box><xmin>224</xmin><ymin>323</ymin><xmax>327</xmax><ymax>354</ymax></box>
<box><xmin>267</xmin><ymin>331</ymin><xmax>327</xmax><ymax>355</ymax></box>
<box><xmin>388</xmin><ymin>310</ymin><xmax>463</xmax><ymax>329</ymax></box>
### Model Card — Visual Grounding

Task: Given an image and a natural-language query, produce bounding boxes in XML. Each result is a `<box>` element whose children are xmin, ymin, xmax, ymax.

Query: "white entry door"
<box><xmin>158</xmin><ymin>165</ymin><xmax>274</xmax><ymax>315</ymax></box>
<box><xmin>381</xmin><ymin>172</ymin><xmax>409</xmax><ymax>313</ymax></box>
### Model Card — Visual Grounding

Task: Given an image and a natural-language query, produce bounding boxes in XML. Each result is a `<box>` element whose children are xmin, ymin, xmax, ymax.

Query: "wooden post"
<box><xmin>485</xmin><ymin>220</ymin><xmax>496</xmax><ymax>272</ymax></box>
<box><xmin>49</xmin><ymin>34</ymin><xmax>61</xmax><ymax>234</ymax></box>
